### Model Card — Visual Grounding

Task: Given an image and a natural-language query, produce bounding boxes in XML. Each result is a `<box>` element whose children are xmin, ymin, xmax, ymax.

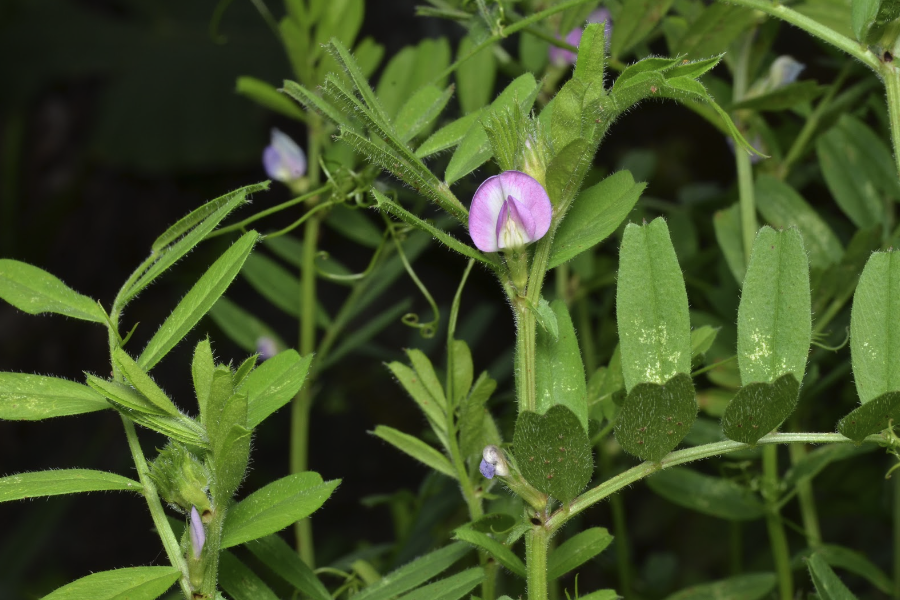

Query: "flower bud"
<box><xmin>149</xmin><ymin>443</ymin><xmax>211</xmax><ymax>515</ymax></box>
<box><xmin>480</xmin><ymin>444</ymin><xmax>510</xmax><ymax>479</ymax></box>
<box><xmin>263</xmin><ymin>128</ymin><xmax>307</xmax><ymax>185</ymax></box>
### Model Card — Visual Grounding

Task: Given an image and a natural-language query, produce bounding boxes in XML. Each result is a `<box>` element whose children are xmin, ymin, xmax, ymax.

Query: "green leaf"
<box><xmin>221</xmin><ymin>472</ymin><xmax>340</xmax><ymax>548</ymax></box>
<box><xmin>351</xmin><ymin>542</ymin><xmax>472</xmax><ymax>600</ymax></box>
<box><xmin>236</xmin><ymin>76</ymin><xmax>305</xmax><ymax>120</ymax></box>
<box><xmin>328</xmin><ymin>38</ymin><xmax>391</xmax><ymax>125</ymax></box>
<box><xmin>549</xmin><ymin>170</ymin><xmax>645</xmax><ymax>268</ymax></box>
<box><xmin>808</xmin><ymin>553</ymin><xmax>859</xmax><ymax>600</ymax></box>
<box><xmin>675</xmin><ymin>4</ymin><xmax>756</xmax><ymax>58</ymax></box>
<box><xmin>460</xmin><ymin>372</ymin><xmax>499</xmax><ymax>459</ymax></box>
<box><xmin>690</xmin><ymin>326</ymin><xmax>719</xmax><ymax>361</ymax></box>
<box><xmin>755</xmin><ymin>175</ymin><xmax>843</xmax><ymax>270</ymax></box>
<box><xmin>616</xmin><ymin>218</ymin><xmax>692</xmax><ymax>392</ymax></box>
<box><xmin>406</xmin><ymin>349</ymin><xmax>448</xmax><ymax>411</ymax></box>
<box><xmin>513</xmin><ymin>405</ymin><xmax>593</xmax><ymax>503</ymax></box>
<box><xmin>42</xmin><ymin>566</ymin><xmax>181</xmax><ymax>600</ymax></box>
<box><xmin>192</xmin><ymin>338</ymin><xmax>215</xmax><ymax>421</ymax></box>
<box><xmin>574</xmin><ymin>23</ymin><xmax>608</xmax><ymax>83</ymax></box>
<box><xmin>817</xmin><ymin>120</ymin><xmax>884</xmax><ymax>228</ymax></box>
<box><xmin>241</xmin><ymin>252</ymin><xmax>301</xmax><ymax>317</ymax></box>
<box><xmin>793</xmin><ymin>544</ymin><xmax>892</xmax><ymax>595</ymax></box>
<box><xmin>324</xmin><ymin>204</ymin><xmax>384</xmax><ymax>249</ymax></box>
<box><xmin>375</xmin><ymin>38</ymin><xmax>451</xmax><ymax>118</ymax></box>
<box><xmin>547</xmin><ymin>527</ymin><xmax>613</xmax><ymax>581</ymax></box>
<box><xmin>0</xmin><ymin>259</ymin><xmax>105</xmax><ymax>323</ymax></box>
<box><xmin>373</xmin><ymin>426</ymin><xmax>456</xmax><ymax>478</ymax></box>
<box><xmin>615</xmin><ymin>373</ymin><xmax>697</xmax><ymax>461</ymax></box>
<box><xmin>610</xmin><ymin>0</ymin><xmax>675</xmax><ymax>58</ymax></box>
<box><xmin>577</xmin><ymin>591</ymin><xmax>620</xmax><ymax>600</ymax></box>
<box><xmin>208</xmin><ymin>296</ymin><xmax>286</xmax><ymax>354</ymax></box>
<box><xmin>783</xmin><ymin>444</ymin><xmax>873</xmax><ymax>490</ymax></box>
<box><xmin>210</xmin><ymin>392</ymin><xmax>251</xmax><ymax>500</ymax></box>
<box><xmin>219</xmin><ymin>551</ymin><xmax>281</xmax><ymax>600</ymax></box>
<box><xmin>139</xmin><ymin>231</ymin><xmax>258</xmax><ymax>370</ymax></box>
<box><xmin>551</xmin><ymin>79</ymin><xmax>587</xmax><ymax>154</ymax></box>
<box><xmin>0</xmin><ymin>374</ymin><xmax>109</xmax><ymax>420</ymax></box>
<box><xmin>233</xmin><ymin>354</ymin><xmax>257</xmax><ymax>389</ymax></box>
<box><xmin>444</xmin><ymin>73</ymin><xmax>538</xmax><ymax>185</ymax></box>
<box><xmin>456</xmin><ymin>35</ymin><xmax>497</xmax><ymax>114</ymax></box>
<box><xmin>242</xmin><ymin>350</ymin><xmax>313</xmax><ymax>429</ymax></box>
<box><xmin>532</xmin><ymin>297</ymin><xmax>559</xmax><ymax>341</ymax></box>
<box><xmin>395</xmin><ymin>84</ymin><xmax>453</xmax><ymax>143</ymax></box>
<box><xmin>0</xmin><ymin>469</ymin><xmax>140</xmax><ymax>502</ymax></box>
<box><xmin>469</xmin><ymin>513</ymin><xmax>517</xmax><ymax>534</ymax></box>
<box><xmin>713</xmin><ymin>204</ymin><xmax>747</xmax><ymax>285</ymax></box>
<box><xmin>85</xmin><ymin>375</ymin><xmax>168</xmax><ymax>416</ymax></box>
<box><xmin>534</xmin><ymin>300</ymin><xmax>589</xmax><ymax>432</ymax></box>
<box><xmin>388</xmin><ymin>360</ymin><xmax>448</xmax><ymax>448</ymax></box>
<box><xmin>662</xmin><ymin>573</ymin><xmax>776</xmax><ymax>600</ymax></box>
<box><xmin>837</xmin><ymin>391</ymin><xmax>900</xmax><ymax>441</ymax></box>
<box><xmin>320</xmin><ymin>300</ymin><xmax>413</xmax><ymax>370</ymax></box>
<box><xmin>282</xmin><ymin>80</ymin><xmax>358</xmax><ymax>133</ymax></box>
<box><xmin>722</xmin><ymin>374</ymin><xmax>800</xmax><ymax>444</ymax></box>
<box><xmin>395</xmin><ymin>568</ymin><xmax>483</xmax><ymax>600</ymax></box>
<box><xmin>850</xmin><ymin>250</ymin><xmax>900</xmax><ymax>403</ymax></box>
<box><xmin>448</xmin><ymin>339</ymin><xmax>474</xmax><ymax>410</ymax></box>
<box><xmin>245</xmin><ymin>535</ymin><xmax>333</xmax><ymax>600</ymax></box>
<box><xmin>738</xmin><ymin>227</ymin><xmax>811</xmax><ymax>385</ymax></box>
<box><xmin>113</xmin><ymin>348</ymin><xmax>181</xmax><ymax>416</ymax></box>
<box><xmin>453</xmin><ymin>528</ymin><xmax>525</xmax><ymax>578</ymax></box>
<box><xmin>731</xmin><ymin>81</ymin><xmax>824</xmax><ymax>111</ymax></box>
<box><xmin>416</xmin><ymin>110</ymin><xmax>484</xmax><ymax>159</ymax></box>
<box><xmin>853</xmin><ymin>0</ymin><xmax>882</xmax><ymax>42</ymax></box>
<box><xmin>647</xmin><ymin>467</ymin><xmax>765</xmax><ymax>521</ymax></box>
<box><xmin>122</xmin><ymin>183</ymin><xmax>266</xmax><ymax>306</ymax></box>
<box><xmin>545</xmin><ymin>139</ymin><xmax>593</xmax><ymax>208</ymax></box>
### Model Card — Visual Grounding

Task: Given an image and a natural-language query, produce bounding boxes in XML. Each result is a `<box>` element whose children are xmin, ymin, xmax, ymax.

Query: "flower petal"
<box><xmin>495</xmin><ymin>171</ymin><xmax>552</xmax><ymax>242</ymax></box>
<box><xmin>469</xmin><ymin>175</ymin><xmax>508</xmax><ymax>252</ymax></box>
<box><xmin>264</xmin><ymin>128</ymin><xmax>307</xmax><ymax>182</ymax></box>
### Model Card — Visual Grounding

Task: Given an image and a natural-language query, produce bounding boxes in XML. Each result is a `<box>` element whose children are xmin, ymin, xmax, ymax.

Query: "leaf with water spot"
<box><xmin>722</xmin><ymin>373</ymin><xmax>799</xmax><ymax>444</ymax></box>
<box><xmin>513</xmin><ymin>405</ymin><xmax>593</xmax><ymax>503</ymax></box>
<box><xmin>615</xmin><ymin>373</ymin><xmax>696</xmax><ymax>462</ymax></box>
<box><xmin>737</xmin><ymin>227</ymin><xmax>811</xmax><ymax>385</ymax></box>
<box><xmin>616</xmin><ymin>218</ymin><xmax>692</xmax><ymax>393</ymax></box>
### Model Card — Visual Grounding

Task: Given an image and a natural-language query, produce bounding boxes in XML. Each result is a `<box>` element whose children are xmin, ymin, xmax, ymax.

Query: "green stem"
<box><xmin>733</xmin><ymin>33</ymin><xmax>757</xmax><ymax>266</ymax></box>
<box><xmin>762</xmin><ymin>445</ymin><xmax>793</xmax><ymax>600</ymax></box>
<box><xmin>121</xmin><ymin>417</ymin><xmax>192</xmax><ymax>597</ymax></box>
<box><xmin>430</xmin><ymin>0</ymin><xmax>597</xmax><ymax>85</ymax></box>
<box><xmin>789</xmin><ymin>443</ymin><xmax>822</xmax><ymax>549</ymax></box>
<box><xmin>717</xmin><ymin>0</ymin><xmax>879</xmax><ymax>71</ymax></box>
<box><xmin>515</xmin><ymin>305</ymin><xmax>538</xmax><ymax>413</ymax></box>
<box><xmin>894</xmin><ymin>473</ymin><xmax>900</xmax><ymax>599</ymax></box>
<box><xmin>526</xmin><ymin>524</ymin><xmax>550</xmax><ymax>600</ymax></box>
<box><xmin>600</xmin><ymin>449</ymin><xmax>633</xmax><ymax>598</ymax></box>
<box><xmin>780</xmin><ymin>62</ymin><xmax>854</xmax><ymax>178</ymax></box>
<box><xmin>198</xmin><ymin>500</ymin><xmax>228</xmax><ymax>597</ymax></box>
<box><xmin>205</xmin><ymin>184</ymin><xmax>332</xmax><ymax>240</ymax></box>
<box><xmin>546</xmin><ymin>432</ymin><xmax>871</xmax><ymax>532</ymax></box>
<box><xmin>292</xmin><ymin>113</ymin><xmax>323</xmax><ymax>567</ymax></box>
<box><xmin>884</xmin><ymin>66</ymin><xmax>900</xmax><ymax>181</ymax></box>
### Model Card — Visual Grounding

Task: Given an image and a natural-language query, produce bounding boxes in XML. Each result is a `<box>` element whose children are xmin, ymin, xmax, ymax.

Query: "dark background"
<box><xmin>0</xmin><ymin>1</ymin><xmax>892</xmax><ymax>599</ymax></box>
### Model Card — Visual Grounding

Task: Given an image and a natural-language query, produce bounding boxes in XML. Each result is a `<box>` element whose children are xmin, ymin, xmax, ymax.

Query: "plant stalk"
<box><xmin>292</xmin><ymin>112</ymin><xmax>323</xmax><ymax>566</ymax></box>
<box><xmin>883</xmin><ymin>66</ymin><xmax>900</xmax><ymax>181</ymax></box>
<box><xmin>526</xmin><ymin>524</ymin><xmax>550</xmax><ymax>600</ymax></box>
<box><xmin>789</xmin><ymin>443</ymin><xmax>823</xmax><ymax>548</ymax></box>
<box><xmin>762</xmin><ymin>445</ymin><xmax>793</xmax><ymax>600</ymax></box>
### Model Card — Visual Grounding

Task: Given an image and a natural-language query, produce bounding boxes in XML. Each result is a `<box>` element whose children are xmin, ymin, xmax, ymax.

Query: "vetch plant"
<box><xmin>7</xmin><ymin>0</ymin><xmax>900</xmax><ymax>599</ymax></box>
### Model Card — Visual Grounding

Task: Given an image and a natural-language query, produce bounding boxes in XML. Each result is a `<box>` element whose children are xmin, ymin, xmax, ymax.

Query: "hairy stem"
<box><xmin>762</xmin><ymin>446</ymin><xmax>793</xmax><ymax>600</ymax></box>
<box><xmin>121</xmin><ymin>417</ymin><xmax>192</xmax><ymax>597</ymax></box>
<box><xmin>884</xmin><ymin>66</ymin><xmax>900</xmax><ymax>181</ymax></box>
<box><xmin>292</xmin><ymin>112</ymin><xmax>323</xmax><ymax>566</ymax></box>
<box><xmin>546</xmin><ymin>432</ymin><xmax>871</xmax><ymax>532</ymax></box>
<box><xmin>526</xmin><ymin>524</ymin><xmax>550</xmax><ymax>600</ymax></box>
<box><xmin>733</xmin><ymin>33</ymin><xmax>757</xmax><ymax>266</ymax></box>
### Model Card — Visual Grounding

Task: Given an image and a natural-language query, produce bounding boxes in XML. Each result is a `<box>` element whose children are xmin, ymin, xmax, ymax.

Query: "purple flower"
<box><xmin>263</xmin><ymin>128</ymin><xmax>307</xmax><ymax>183</ymax></box>
<box><xmin>190</xmin><ymin>506</ymin><xmax>206</xmax><ymax>559</ymax></box>
<box><xmin>549</xmin><ymin>8</ymin><xmax>613</xmax><ymax>66</ymax></box>
<box><xmin>256</xmin><ymin>336</ymin><xmax>279</xmax><ymax>361</ymax></box>
<box><xmin>769</xmin><ymin>56</ymin><xmax>805</xmax><ymax>88</ymax></box>
<box><xmin>468</xmin><ymin>171</ymin><xmax>552</xmax><ymax>253</ymax></box>
<box><xmin>479</xmin><ymin>459</ymin><xmax>496</xmax><ymax>479</ymax></box>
